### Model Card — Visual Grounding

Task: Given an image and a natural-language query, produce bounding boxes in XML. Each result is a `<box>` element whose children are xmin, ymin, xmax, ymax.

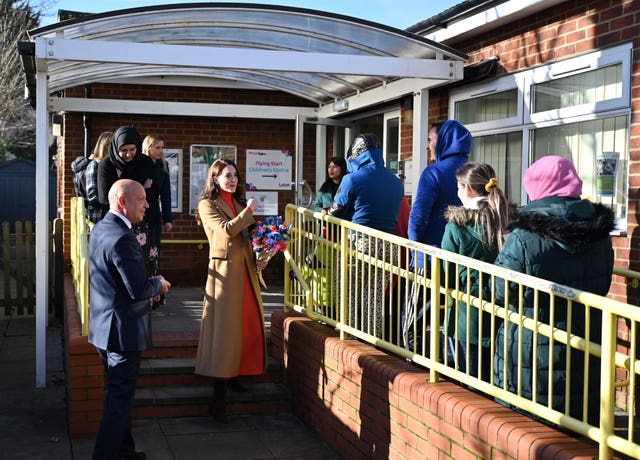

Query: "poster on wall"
<box><xmin>245</xmin><ymin>149</ymin><xmax>292</xmax><ymax>190</ymax></box>
<box><xmin>189</xmin><ymin>145</ymin><xmax>237</xmax><ymax>213</ymax></box>
<box><xmin>245</xmin><ymin>191</ymin><xmax>278</xmax><ymax>216</ymax></box>
<box><xmin>164</xmin><ymin>148</ymin><xmax>182</xmax><ymax>212</ymax></box>
<box><xmin>596</xmin><ymin>151</ymin><xmax>619</xmax><ymax>197</ymax></box>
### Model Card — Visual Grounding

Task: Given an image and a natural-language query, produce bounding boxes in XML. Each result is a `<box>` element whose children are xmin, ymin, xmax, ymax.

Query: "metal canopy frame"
<box><xmin>28</xmin><ymin>3</ymin><xmax>467</xmax><ymax>108</ymax></box>
<box><xmin>24</xmin><ymin>3</ymin><xmax>467</xmax><ymax>388</ymax></box>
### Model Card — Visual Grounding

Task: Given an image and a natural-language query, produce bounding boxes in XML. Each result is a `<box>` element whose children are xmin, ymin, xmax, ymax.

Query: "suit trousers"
<box><xmin>92</xmin><ymin>348</ymin><xmax>142</xmax><ymax>460</ymax></box>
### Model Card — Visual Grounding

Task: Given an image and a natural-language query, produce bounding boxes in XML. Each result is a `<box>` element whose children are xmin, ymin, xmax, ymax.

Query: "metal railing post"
<box><xmin>430</xmin><ymin>254</ymin><xmax>441</xmax><ymax>382</ymax></box>
<box><xmin>599</xmin><ymin>309</ymin><xmax>616</xmax><ymax>460</ymax></box>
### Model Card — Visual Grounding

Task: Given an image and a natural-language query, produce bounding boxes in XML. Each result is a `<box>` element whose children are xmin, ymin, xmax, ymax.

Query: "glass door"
<box><xmin>294</xmin><ymin>115</ymin><xmax>353</xmax><ymax>208</ymax></box>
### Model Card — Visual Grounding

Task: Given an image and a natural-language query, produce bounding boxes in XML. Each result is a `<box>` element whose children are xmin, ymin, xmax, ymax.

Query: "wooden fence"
<box><xmin>0</xmin><ymin>219</ymin><xmax>63</xmax><ymax>316</ymax></box>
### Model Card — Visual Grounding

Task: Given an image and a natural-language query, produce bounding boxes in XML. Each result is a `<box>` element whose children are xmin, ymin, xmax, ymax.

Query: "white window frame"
<box><xmin>525</xmin><ymin>42</ymin><xmax>632</xmax><ymax>124</ymax></box>
<box><xmin>383</xmin><ymin>109</ymin><xmax>401</xmax><ymax>174</ymax></box>
<box><xmin>448</xmin><ymin>42</ymin><xmax>632</xmax><ymax>234</ymax></box>
<box><xmin>449</xmin><ymin>73</ymin><xmax>524</xmax><ymax>132</ymax></box>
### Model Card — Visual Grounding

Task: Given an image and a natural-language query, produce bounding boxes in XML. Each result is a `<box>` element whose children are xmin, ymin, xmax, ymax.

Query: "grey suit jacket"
<box><xmin>88</xmin><ymin>212</ymin><xmax>162</xmax><ymax>351</ymax></box>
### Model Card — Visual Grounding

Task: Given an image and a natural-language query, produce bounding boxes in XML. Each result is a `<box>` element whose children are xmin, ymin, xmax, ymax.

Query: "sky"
<box><xmin>39</xmin><ymin>0</ymin><xmax>462</xmax><ymax>30</ymax></box>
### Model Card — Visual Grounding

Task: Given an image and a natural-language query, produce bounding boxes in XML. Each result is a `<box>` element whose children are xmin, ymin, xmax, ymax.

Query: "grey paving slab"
<box><xmin>0</xmin><ymin>317</ymin><xmax>71</xmax><ymax>460</ymax></box>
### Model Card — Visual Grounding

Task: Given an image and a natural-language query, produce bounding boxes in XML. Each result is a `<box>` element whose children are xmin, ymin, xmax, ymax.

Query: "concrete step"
<box><xmin>132</xmin><ymin>355</ymin><xmax>288</xmax><ymax>419</ymax></box>
<box><xmin>138</xmin><ymin>356</ymin><xmax>283</xmax><ymax>387</ymax></box>
<box><xmin>132</xmin><ymin>381</ymin><xmax>291</xmax><ymax>418</ymax></box>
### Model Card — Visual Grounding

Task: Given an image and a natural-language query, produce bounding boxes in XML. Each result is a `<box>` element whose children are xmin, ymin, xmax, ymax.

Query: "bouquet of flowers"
<box><xmin>249</xmin><ymin>216</ymin><xmax>291</xmax><ymax>288</ymax></box>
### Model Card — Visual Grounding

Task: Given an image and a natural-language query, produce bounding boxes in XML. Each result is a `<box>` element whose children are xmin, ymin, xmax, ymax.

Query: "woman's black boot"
<box><xmin>228</xmin><ymin>377</ymin><xmax>247</xmax><ymax>392</ymax></box>
<box><xmin>211</xmin><ymin>380</ymin><xmax>228</xmax><ymax>424</ymax></box>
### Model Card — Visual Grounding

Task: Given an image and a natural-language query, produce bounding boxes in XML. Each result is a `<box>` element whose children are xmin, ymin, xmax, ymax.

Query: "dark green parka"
<box><xmin>441</xmin><ymin>206</ymin><xmax>498</xmax><ymax>346</ymax></box>
<box><xmin>493</xmin><ymin>196</ymin><xmax>614</xmax><ymax>422</ymax></box>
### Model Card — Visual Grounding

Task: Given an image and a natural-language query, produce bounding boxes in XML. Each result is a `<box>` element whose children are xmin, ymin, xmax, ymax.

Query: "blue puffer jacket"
<box><xmin>330</xmin><ymin>134</ymin><xmax>403</xmax><ymax>233</ymax></box>
<box><xmin>408</xmin><ymin>120</ymin><xmax>470</xmax><ymax>269</ymax></box>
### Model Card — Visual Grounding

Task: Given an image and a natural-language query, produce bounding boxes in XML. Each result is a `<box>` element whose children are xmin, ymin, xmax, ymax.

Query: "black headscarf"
<box><xmin>108</xmin><ymin>126</ymin><xmax>143</xmax><ymax>170</ymax></box>
<box><xmin>98</xmin><ymin>125</ymin><xmax>158</xmax><ymax>206</ymax></box>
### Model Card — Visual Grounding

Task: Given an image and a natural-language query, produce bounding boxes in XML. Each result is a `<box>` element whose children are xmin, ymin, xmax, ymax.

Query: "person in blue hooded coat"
<box><xmin>328</xmin><ymin>133</ymin><xmax>403</xmax><ymax>338</ymax></box>
<box><xmin>402</xmin><ymin>120</ymin><xmax>471</xmax><ymax>352</ymax></box>
<box><xmin>329</xmin><ymin>133</ymin><xmax>403</xmax><ymax>233</ymax></box>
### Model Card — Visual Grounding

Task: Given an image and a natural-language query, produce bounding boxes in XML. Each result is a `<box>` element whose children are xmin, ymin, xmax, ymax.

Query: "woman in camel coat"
<box><xmin>194</xmin><ymin>159</ymin><xmax>267</xmax><ymax>423</ymax></box>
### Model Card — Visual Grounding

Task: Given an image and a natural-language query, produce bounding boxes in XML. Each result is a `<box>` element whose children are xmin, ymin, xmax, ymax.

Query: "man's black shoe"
<box><xmin>121</xmin><ymin>451</ymin><xmax>146</xmax><ymax>460</ymax></box>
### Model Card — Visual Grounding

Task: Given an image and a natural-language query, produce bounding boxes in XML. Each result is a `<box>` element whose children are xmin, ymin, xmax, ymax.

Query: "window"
<box><xmin>531</xmin><ymin>115</ymin><xmax>628</xmax><ymax>220</ymax></box>
<box><xmin>531</xmin><ymin>64</ymin><xmax>622</xmax><ymax>113</ymax></box>
<box><xmin>189</xmin><ymin>144</ymin><xmax>237</xmax><ymax>214</ymax></box>
<box><xmin>450</xmin><ymin>42</ymin><xmax>632</xmax><ymax>232</ymax></box>
<box><xmin>456</xmin><ymin>89</ymin><xmax>518</xmax><ymax>125</ymax></box>
<box><xmin>470</xmin><ymin>131</ymin><xmax>523</xmax><ymax>203</ymax></box>
<box><xmin>384</xmin><ymin>110</ymin><xmax>400</xmax><ymax>174</ymax></box>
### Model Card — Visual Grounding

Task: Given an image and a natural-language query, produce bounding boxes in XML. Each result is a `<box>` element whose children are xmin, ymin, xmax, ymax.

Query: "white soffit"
<box><xmin>29</xmin><ymin>3</ymin><xmax>467</xmax><ymax>110</ymax></box>
<box><xmin>422</xmin><ymin>0</ymin><xmax>568</xmax><ymax>44</ymax></box>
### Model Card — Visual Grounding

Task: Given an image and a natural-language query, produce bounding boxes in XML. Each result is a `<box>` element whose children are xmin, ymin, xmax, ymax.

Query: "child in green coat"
<box><xmin>441</xmin><ymin>162</ymin><xmax>513</xmax><ymax>381</ymax></box>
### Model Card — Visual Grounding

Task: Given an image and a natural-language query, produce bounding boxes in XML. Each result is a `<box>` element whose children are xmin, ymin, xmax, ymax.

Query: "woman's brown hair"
<box><xmin>195</xmin><ymin>159</ymin><xmax>246</xmax><ymax>224</ymax></box>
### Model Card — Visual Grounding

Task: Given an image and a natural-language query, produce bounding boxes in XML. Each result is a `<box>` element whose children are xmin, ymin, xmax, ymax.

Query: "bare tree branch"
<box><xmin>0</xmin><ymin>0</ymin><xmax>47</xmax><ymax>161</ymax></box>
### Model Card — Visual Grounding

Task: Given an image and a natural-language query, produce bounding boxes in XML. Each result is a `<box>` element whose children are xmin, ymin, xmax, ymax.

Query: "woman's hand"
<box><xmin>256</xmin><ymin>258</ymin><xmax>268</xmax><ymax>271</ymax></box>
<box><xmin>247</xmin><ymin>197</ymin><xmax>259</xmax><ymax>212</ymax></box>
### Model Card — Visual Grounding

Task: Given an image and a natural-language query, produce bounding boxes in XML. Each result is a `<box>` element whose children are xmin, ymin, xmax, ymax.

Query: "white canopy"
<box><xmin>21</xmin><ymin>3</ymin><xmax>467</xmax><ymax>387</ymax></box>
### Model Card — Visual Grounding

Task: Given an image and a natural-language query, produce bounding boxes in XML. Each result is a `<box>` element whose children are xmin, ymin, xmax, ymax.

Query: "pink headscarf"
<box><xmin>523</xmin><ymin>155</ymin><xmax>583</xmax><ymax>201</ymax></box>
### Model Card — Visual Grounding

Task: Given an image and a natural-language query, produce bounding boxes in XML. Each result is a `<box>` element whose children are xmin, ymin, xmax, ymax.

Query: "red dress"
<box><xmin>220</xmin><ymin>191</ymin><xmax>264</xmax><ymax>375</ymax></box>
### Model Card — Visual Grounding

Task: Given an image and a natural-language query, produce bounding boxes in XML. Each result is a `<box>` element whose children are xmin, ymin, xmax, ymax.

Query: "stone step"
<box><xmin>138</xmin><ymin>356</ymin><xmax>283</xmax><ymax>387</ymax></box>
<box><xmin>132</xmin><ymin>381</ymin><xmax>291</xmax><ymax>419</ymax></box>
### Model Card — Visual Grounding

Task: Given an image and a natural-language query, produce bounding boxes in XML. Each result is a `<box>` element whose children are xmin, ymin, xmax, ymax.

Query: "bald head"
<box><xmin>109</xmin><ymin>179</ymin><xmax>148</xmax><ymax>224</ymax></box>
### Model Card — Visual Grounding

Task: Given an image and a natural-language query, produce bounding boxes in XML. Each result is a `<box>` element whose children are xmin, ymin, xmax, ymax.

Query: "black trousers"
<box><xmin>92</xmin><ymin>348</ymin><xmax>142</xmax><ymax>460</ymax></box>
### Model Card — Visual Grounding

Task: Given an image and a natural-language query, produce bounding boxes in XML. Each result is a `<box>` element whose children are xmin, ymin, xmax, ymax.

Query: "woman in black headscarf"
<box><xmin>97</xmin><ymin>125</ymin><xmax>162</xmax><ymax>307</ymax></box>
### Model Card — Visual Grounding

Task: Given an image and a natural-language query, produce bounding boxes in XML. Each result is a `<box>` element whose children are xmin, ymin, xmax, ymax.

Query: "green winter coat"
<box><xmin>441</xmin><ymin>206</ymin><xmax>499</xmax><ymax>346</ymax></box>
<box><xmin>493</xmin><ymin>196</ymin><xmax>614</xmax><ymax>423</ymax></box>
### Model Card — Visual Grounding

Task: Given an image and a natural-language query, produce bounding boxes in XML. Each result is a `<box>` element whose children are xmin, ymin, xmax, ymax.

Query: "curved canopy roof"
<box><xmin>25</xmin><ymin>3</ymin><xmax>467</xmax><ymax>108</ymax></box>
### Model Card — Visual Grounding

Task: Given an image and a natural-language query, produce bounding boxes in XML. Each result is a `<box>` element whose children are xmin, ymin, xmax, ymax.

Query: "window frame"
<box><xmin>450</xmin><ymin>74</ymin><xmax>524</xmax><ymax>132</ymax></box>
<box><xmin>525</xmin><ymin>43</ymin><xmax>631</xmax><ymax>124</ymax></box>
<box><xmin>448</xmin><ymin>43</ymin><xmax>632</xmax><ymax>234</ymax></box>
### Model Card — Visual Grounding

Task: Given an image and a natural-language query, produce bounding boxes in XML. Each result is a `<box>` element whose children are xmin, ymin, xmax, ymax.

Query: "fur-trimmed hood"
<box><xmin>444</xmin><ymin>206</ymin><xmax>483</xmax><ymax>243</ymax></box>
<box><xmin>444</xmin><ymin>205</ymin><xmax>478</xmax><ymax>227</ymax></box>
<box><xmin>509</xmin><ymin>197</ymin><xmax>614</xmax><ymax>252</ymax></box>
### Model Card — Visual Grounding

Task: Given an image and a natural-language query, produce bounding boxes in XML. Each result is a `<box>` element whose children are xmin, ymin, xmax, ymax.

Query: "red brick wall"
<box><xmin>59</xmin><ymin>84</ymin><xmax>315</xmax><ymax>285</ymax></box>
<box><xmin>63</xmin><ymin>275</ymin><xmax>104</xmax><ymax>437</ymax></box>
<box><xmin>271</xmin><ymin>311</ymin><xmax>599</xmax><ymax>459</ymax></box>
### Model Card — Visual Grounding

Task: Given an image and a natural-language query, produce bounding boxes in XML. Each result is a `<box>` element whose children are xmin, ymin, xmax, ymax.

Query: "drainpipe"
<box><xmin>83</xmin><ymin>85</ymin><xmax>91</xmax><ymax>158</ymax></box>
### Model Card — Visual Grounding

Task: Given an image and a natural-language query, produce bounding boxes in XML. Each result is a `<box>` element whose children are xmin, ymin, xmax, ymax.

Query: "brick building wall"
<box><xmin>424</xmin><ymin>0</ymin><xmax>640</xmax><ymax>306</ymax></box>
<box><xmin>421</xmin><ymin>0</ymin><xmax>640</xmax><ymax>411</ymax></box>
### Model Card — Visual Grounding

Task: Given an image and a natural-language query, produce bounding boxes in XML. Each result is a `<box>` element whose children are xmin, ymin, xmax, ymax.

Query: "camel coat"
<box><xmin>194</xmin><ymin>196</ymin><xmax>266</xmax><ymax>378</ymax></box>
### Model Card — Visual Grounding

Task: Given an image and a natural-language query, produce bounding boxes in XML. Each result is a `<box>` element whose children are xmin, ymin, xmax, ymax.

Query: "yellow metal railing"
<box><xmin>283</xmin><ymin>203</ymin><xmax>640</xmax><ymax>460</ymax></box>
<box><xmin>70</xmin><ymin>198</ymin><xmax>91</xmax><ymax>335</ymax></box>
<box><xmin>69</xmin><ymin>197</ymin><xmax>208</xmax><ymax>335</ymax></box>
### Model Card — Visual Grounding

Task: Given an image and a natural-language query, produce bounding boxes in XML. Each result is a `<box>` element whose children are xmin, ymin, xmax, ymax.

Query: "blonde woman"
<box><xmin>85</xmin><ymin>131</ymin><xmax>112</xmax><ymax>223</ymax></box>
<box><xmin>142</xmin><ymin>134</ymin><xmax>174</xmax><ymax>252</ymax></box>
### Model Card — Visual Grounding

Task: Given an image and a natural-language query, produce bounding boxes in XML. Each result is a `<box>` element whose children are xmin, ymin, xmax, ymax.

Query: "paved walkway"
<box><xmin>0</xmin><ymin>286</ymin><xmax>341</xmax><ymax>460</ymax></box>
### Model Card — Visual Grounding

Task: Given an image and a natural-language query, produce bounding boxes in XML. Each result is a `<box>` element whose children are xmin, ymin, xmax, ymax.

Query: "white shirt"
<box><xmin>109</xmin><ymin>210</ymin><xmax>132</xmax><ymax>229</ymax></box>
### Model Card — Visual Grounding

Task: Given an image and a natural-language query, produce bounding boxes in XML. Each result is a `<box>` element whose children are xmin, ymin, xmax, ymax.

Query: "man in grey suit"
<box><xmin>89</xmin><ymin>179</ymin><xmax>171</xmax><ymax>460</ymax></box>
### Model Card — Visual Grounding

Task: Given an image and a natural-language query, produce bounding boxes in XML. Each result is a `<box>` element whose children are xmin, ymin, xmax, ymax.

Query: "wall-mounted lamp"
<box><xmin>333</xmin><ymin>99</ymin><xmax>349</xmax><ymax>113</ymax></box>
<box><xmin>51</xmin><ymin>113</ymin><xmax>63</xmax><ymax>137</ymax></box>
